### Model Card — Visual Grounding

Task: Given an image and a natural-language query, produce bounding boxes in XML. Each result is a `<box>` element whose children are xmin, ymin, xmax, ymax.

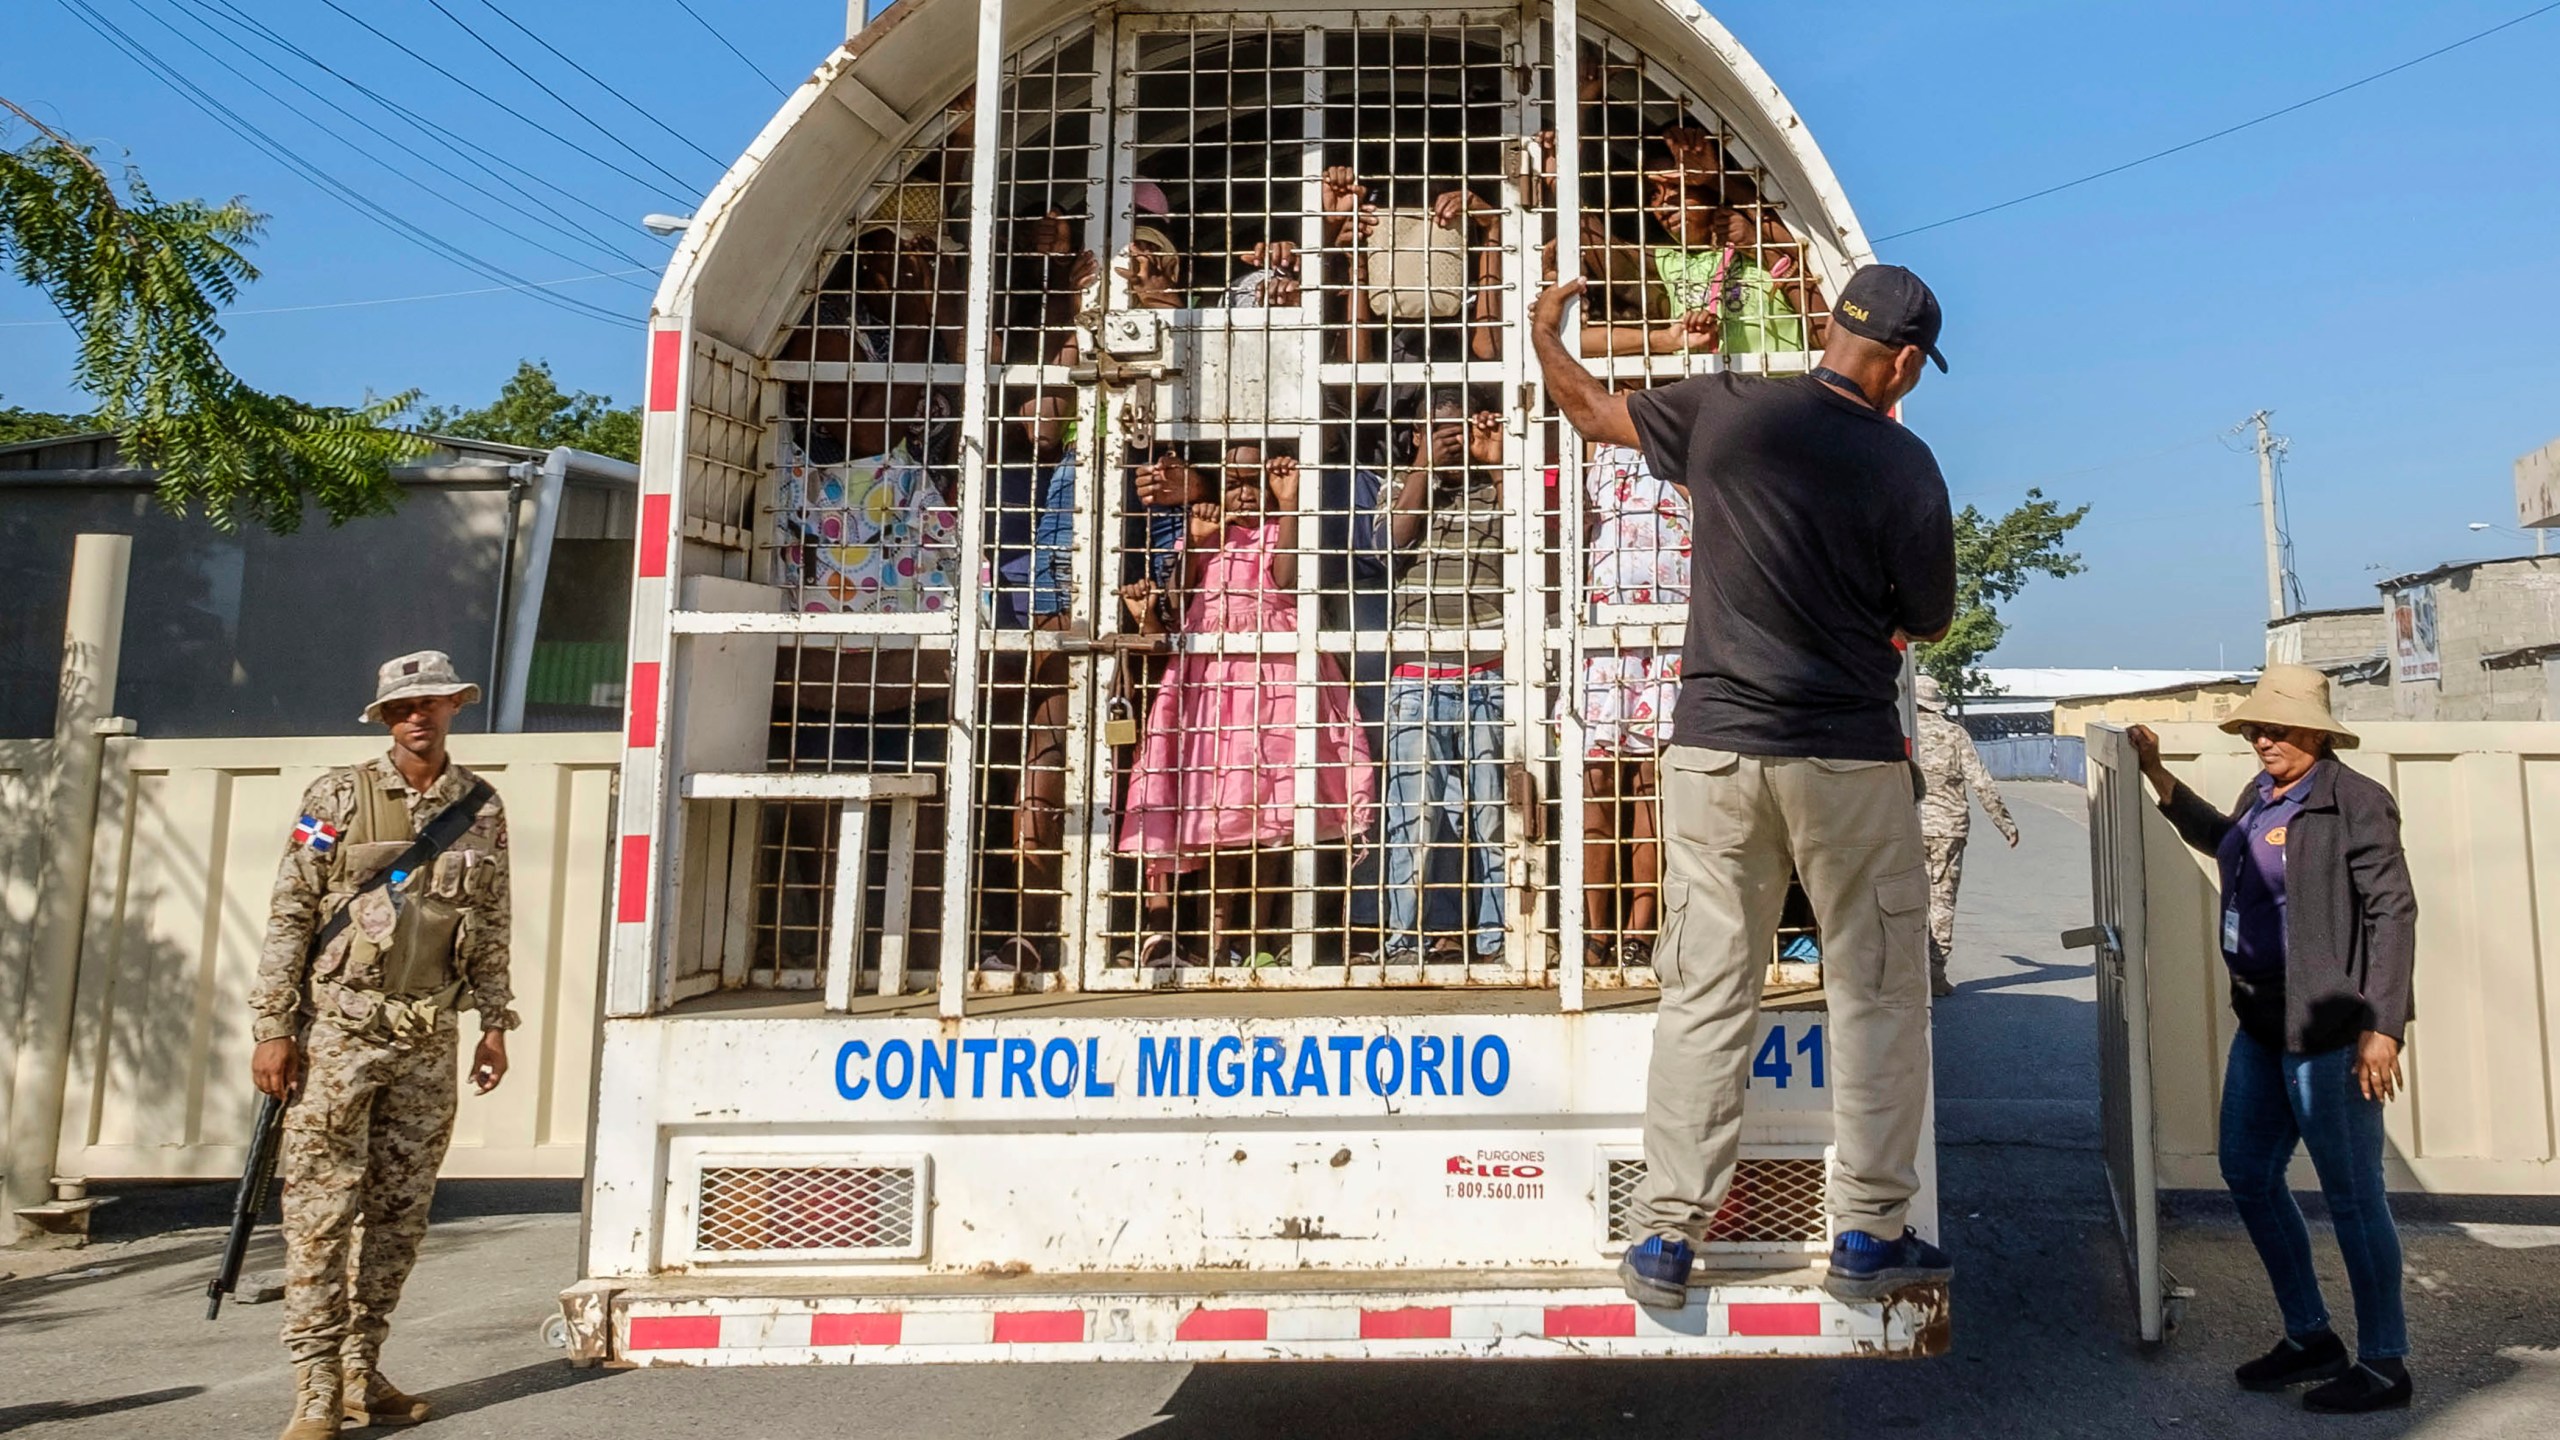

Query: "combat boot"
<box><xmin>277</xmin><ymin>1358</ymin><xmax>341</xmax><ymax>1440</ymax></box>
<box><xmin>344</xmin><ymin>1361</ymin><xmax>433</xmax><ymax>1426</ymax></box>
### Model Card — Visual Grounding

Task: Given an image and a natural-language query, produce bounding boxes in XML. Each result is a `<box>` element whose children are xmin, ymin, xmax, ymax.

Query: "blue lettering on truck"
<box><xmin>829</xmin><ymin>1032</ymin><xmax>1520</xmax><ymax>1103</ymax></box>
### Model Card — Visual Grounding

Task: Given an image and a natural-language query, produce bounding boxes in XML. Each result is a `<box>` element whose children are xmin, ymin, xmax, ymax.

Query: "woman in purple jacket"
<box><xmin>2128</xmin><ymin>664</ymin><xmax>2419</xmax><ymax>1414</ymax></box>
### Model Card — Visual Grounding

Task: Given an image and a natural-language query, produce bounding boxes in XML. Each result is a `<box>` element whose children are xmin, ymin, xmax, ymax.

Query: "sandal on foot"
<box><xmin>1116</xmin><ymin>932</ymin><xmax>1188</xmax><ymax>969</ymax></box>
<box><xmin>977</xmin><ymin>935</ymin><xmax>1049</xmax><ymax>973</ymax></box>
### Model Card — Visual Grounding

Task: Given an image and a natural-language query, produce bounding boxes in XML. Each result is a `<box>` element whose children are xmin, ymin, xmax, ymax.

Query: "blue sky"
<box><xmin>5</xmin><ymin>0</ymin><xmax>2557</xmax><ymax>669</ymax></box>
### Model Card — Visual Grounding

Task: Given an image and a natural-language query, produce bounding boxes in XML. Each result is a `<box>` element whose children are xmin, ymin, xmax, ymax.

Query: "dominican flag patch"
<box><xmin>294</xmin><ymin>815</ymin><xmax>340</xmax><ymax>854</ymax></box>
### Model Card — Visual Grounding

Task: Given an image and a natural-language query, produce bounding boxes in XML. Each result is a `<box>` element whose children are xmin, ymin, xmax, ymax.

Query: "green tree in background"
<box><xmin>419</xmin><ymin>360</ymin><xmax>641</xmax><ymax>462</ymax></box>
<box><xmin>1</xmin><ymin>100</ymin><xmax>423</xmax><ymax>531</ymax></box>
<box><xmin>0</xmin><ymin>396</ymin><xmax>89</xmax><ymax>444</ymax></box>
<box><xmin>1922</xmin><ymin>487</ymin><xmax>2091</xmax><ymax>701</ymax></box>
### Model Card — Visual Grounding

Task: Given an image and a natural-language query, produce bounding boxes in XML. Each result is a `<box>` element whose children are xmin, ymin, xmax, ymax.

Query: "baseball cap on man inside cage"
<box><xmin>1830</xmin><ymin>264</ymin><xmax>1948</xmax><ymax>372</ymax></box>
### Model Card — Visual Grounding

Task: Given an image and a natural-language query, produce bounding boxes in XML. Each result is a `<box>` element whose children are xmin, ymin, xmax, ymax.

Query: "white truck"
<box><xmin>563</xmin><ymin>0</ymin><xmax>1945</xmax><ymax>1364</ymax></box>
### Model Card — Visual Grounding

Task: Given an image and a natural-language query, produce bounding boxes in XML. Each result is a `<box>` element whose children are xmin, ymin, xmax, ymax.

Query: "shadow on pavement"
<box><xmin>77</xmin><ymin>1177</ymin><xmax>583</xmax><ymax>1245</ymax></box>
<box><xmin>0</xmin><ymin>1385</ymin><xmax>205</xmax><ymax>1431</ymax></box>
<box><xmin>419</xmin><ymin>1358</ymin><xmax>619</xmax><ymax>1421</ymax></box>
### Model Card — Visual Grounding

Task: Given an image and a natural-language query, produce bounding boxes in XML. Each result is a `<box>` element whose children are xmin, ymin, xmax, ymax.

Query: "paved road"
<box><xmin>6</xmin><ymin>783</ymin><xmax>2558</xmax><ymax>1437</ymax></box>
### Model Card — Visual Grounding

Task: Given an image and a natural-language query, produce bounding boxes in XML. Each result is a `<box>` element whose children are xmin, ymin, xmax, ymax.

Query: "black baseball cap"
<box><xmin>1830</xmin><ymin>264</ymin><xmax>1947</xmax><ymax>372</ymax></box>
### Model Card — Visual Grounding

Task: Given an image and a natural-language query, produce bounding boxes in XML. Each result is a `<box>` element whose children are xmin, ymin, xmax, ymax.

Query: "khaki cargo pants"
<box><xmin>1635</xmin><ymin>745</ymin><xmax>1932</xmax><ymax>1242</ymax></box>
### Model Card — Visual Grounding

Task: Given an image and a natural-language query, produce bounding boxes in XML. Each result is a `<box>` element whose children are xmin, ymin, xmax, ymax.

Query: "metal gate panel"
<box><xmin>2077</xmin><ymin>726</ymin><xmax>2166</xmax><ymax>1342</ymax></box>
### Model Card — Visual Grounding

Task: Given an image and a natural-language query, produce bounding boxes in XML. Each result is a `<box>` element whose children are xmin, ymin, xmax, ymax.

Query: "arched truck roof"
<box><xmin>654</xmin><ymin>0</ymin><xmax>1875</xmax><ymax>355</ymax></box>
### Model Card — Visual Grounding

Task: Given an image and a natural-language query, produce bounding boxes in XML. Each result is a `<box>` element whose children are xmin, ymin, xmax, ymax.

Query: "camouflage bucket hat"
<box><xmin>361</xmin><ymin>650</ymin><xmax>482</xmax><ymax>724</ymax></box>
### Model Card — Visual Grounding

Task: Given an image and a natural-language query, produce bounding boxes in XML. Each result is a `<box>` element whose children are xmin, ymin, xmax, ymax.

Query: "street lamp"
<box><xmin>641</xmin><ymin>213</ymin><xmax>694</xmax><ymax>236</ymax></box>
<box><xmin>2469</xmin><ymin>521</ymin><xmax>2549</xmax><ymax>556</ymax></box>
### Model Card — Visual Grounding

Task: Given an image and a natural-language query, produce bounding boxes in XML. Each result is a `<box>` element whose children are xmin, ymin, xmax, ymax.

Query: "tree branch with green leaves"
<box><xmin>419</xmin><ymin>360</ymin><xmax>640</xmax><ymax>461</ymax></box>
<box><xmin>1</xmin><ymin>99</ymin><xmax>424</xmax><ymax>532</ymax></box>
<box><xmin>1922</xmin><ymin>487</ymin><xmax>2091</xmax><ymax>702</ymax></box>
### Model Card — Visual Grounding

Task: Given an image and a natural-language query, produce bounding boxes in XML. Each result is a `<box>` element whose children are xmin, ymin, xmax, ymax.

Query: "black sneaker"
<box><xmin>2304</xmin><ymin>1358</ymin><xmax>2412</xmax><ymax>1413</ymax></box>
<box><xmin>2235</xmin><ymin>1331</ymin><xmax>2348</xmax><ymax>1392</ymax></box>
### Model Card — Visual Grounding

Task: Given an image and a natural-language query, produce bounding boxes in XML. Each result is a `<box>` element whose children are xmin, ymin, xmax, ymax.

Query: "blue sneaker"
<box><xmin>1822</xmin><ymin>1227</ymin><xmax>1953</xmax><ymax>1301</ymax></box>
<box><xmin>1616</xmin><ymin>1234</ymin><xmax>1695</xmax><ymax>1309</ymax></box>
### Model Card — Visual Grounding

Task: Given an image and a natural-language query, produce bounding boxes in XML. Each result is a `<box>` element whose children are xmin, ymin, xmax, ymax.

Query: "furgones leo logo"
<box><xmin>1446</xmin><ymin>1154</ymin><xmax>1545</xmax><ymax>1179</ymax></box>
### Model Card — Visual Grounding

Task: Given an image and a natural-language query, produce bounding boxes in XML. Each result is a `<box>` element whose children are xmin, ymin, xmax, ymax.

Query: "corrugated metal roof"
<box><xmin>1973</xmin><ymin>667</ymin><xmax>2253</xmax><ymax>702</ymax></box>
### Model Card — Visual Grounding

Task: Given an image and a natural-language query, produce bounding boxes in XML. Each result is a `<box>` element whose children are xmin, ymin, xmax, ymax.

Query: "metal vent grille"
<box><xmin>1607</xmin><ymin>1156</ymin><xmax>1829</xmax><ymax>1246</ymax></box>
<box><xmin>697</xmin><ymin>1165</ymin><xmax>918</xmax><ymax>1253</ymax></box>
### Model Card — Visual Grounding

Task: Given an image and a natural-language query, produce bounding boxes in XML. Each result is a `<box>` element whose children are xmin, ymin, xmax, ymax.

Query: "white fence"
<box><xmin>1</xmin><ymin>733</ymin><xmax>617</xmax><ymax>1183</ymax></box>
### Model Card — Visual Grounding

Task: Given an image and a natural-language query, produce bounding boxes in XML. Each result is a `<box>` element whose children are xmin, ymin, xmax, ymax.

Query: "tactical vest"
<box><xmin>315</xmin><ymin>768</ymin><xmax>479</xmax><ymax>1040</ymax></box>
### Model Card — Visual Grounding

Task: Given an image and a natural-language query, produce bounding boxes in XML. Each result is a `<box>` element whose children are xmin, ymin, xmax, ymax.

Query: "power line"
<box><xmin>52</xmin><ymin>0</ymin><xmax>636</xmax><ymax>328</ymax></box>
<box><xmin>414</xmin><ymin>0</ymin><xmax>708</xmax><ymax>195</ymax></box>
<box><xmin>464</xmin><ymin>0</ymin><xmax>730</xmax><ymax>169</ymax></box>
<box><xmin>127</xmin><ymin>0</ymin><xmax>660</xmax><ymax>288</ymax></box>
<box><xmin>307</xmin><ymin>0</ymin><xmax>698</xmax><ymax>207</ymax></box>
<box><xmin>1878</xmin><ymin>2</ymin><xmax>2560</xmax><ymax>243</ymax></box>
<box><xmin>184</xmin><ymin>0</ymin><xmax>673</xmax><ymax>257</ymax></box>
<box><xmin>0</xmin><ymin>266</ymin><xmax>654</xmax><ymax>327</ymax></box>
<box><xmin>667</xmin><ymin>0</ymin><xmax>789</xmax><ymax>99</ymax></box>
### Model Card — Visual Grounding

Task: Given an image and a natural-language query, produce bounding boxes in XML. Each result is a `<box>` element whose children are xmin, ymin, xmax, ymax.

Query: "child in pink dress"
<box><xmin>1118</xmin><ymin>446</ymin><xmax>1376</xmax><ymax>967</ymax></box>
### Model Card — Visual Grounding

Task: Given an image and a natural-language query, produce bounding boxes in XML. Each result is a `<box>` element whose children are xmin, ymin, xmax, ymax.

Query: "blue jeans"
<box><xmin>1380</xmin><ymin>674</ymin><xmax>1505</xmax><ymax>954</ymax></box>
<box><xmin>2218</xmin><ymin>1028</ymin><xmax>2408</xmax><ymax>1360</ymax></box>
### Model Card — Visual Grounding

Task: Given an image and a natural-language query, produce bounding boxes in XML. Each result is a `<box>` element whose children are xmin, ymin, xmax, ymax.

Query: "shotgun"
<box><xmin>205</xmin><ymin>1090</ymin><xmax>285</xmax><ymax>1319</ymax></box>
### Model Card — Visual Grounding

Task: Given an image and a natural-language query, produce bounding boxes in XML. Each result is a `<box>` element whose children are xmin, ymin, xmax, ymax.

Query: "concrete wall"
<box><xmin>2331</xmin><ymin>673</ymin><xmax>2397</xmax><ymax>724</ymax></box>
<box><xmin>0</xmin><ymin>733</ymin><xmax>617</xmax><ymax>1182</ymax></box>
<box><xmin>2389</xmin><ymin>559</ymin><xmax>2560</xmax><ymax>721</ymax></box>
<box><xmin>2267</xmin><ymin>608</ymin><xmax>2386</xmax><ymax>668</ymax></box>
<box><xmin>2095</xmin><ymin>722</ymin><xmax>2560</xmax><ymax>1195</ymax></box>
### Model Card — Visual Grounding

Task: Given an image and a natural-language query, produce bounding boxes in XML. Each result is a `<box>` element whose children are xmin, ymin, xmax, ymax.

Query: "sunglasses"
<box><xmin>2236</xmin><ymin>723</ymin><xmax>2309</xmax><ymax>745</ymax></box>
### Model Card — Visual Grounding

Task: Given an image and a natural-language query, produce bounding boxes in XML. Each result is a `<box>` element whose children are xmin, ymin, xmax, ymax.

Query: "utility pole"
<box><xmin>2250</xmin><ymin>410</ymin><xmax>2290</xmax><ymax>623</ymax></box>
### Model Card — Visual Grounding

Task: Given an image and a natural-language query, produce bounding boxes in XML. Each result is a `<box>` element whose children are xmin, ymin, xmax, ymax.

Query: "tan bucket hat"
<box><xmin>2218</xmin><ymin>662</ymin><xmax>2358</xmax><ymax>749</ymax></box>
<box><xmin>361</xmin><ymin>650</ymin><xmax>482</xmax><ymax>724</ymax></box>
<box><xmin>1913</xmin><ymin>674</ymin><xmax>1947</xmax><ymax>712</ymax></box>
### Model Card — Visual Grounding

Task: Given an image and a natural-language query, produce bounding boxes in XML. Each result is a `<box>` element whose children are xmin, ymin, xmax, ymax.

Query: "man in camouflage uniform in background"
<box><xmin>251</xmin><ymin>651</ymin><xmax>518</xmax><ymax>1439</ymax></box>
<box><xmin>1913</xmin><ymin>675</ymin><xmax>2018</xmax><ymax>998</ymax></box>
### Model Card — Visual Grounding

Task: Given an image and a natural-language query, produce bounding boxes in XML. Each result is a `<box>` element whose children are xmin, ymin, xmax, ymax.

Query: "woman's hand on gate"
<box><xmin>251</xmin><ymin>1037</ymin><xmax>302</xmax><ymax>1101</ymax></box>
<box><xmin>2126</xmin><ymin>724</ymin><xmax>2179</xmax><ymax>804</ymax></box>
<box><xmin>2126</xmin><ymin>724</ymin><xmax>2162</xmax><ymax>767</ymax></box>
<box><xmin>2356</xmin><ymin>1031</ymin><xmax>2402</xmax><ymax>1103</ymax></box>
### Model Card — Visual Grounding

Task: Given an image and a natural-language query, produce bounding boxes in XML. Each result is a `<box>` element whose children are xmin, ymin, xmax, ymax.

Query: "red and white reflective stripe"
<box><xmin>606</xmin><ymin>320</ymin><xmax>688</xmax><ymax>1005</ymax></box>
<box><xmin>621</xmin><ymin>1299</ymin><xmax>1859</xmax><ymax>1353</ymax></box>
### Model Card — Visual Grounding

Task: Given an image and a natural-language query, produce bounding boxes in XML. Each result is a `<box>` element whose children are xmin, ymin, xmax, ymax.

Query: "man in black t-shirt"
<box><xmin>1531</xmin><ymin>264</ymin><xmax>1959</xmax><ymax>1310</ymax></box>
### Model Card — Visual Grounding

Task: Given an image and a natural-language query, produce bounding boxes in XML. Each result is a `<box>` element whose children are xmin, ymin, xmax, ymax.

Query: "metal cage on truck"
<box><xmin>569</xmin><ymin>0</ymin><xmax>1946</xmax><ymax>1365</ymax></box>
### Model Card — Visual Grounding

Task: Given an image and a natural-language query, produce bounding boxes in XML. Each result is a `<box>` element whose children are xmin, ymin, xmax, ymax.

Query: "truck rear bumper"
<box><xmin>560</xmin><ymin>1269</ymin><xmax>1951</xmax><ymax>1365</ymax></box>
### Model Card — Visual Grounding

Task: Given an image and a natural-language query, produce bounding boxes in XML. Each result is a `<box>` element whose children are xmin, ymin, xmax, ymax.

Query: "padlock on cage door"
<box><xmin>1104</xmin><ymin>696</ymin><xmax>1140</xmax><ymax>748</ymax></box>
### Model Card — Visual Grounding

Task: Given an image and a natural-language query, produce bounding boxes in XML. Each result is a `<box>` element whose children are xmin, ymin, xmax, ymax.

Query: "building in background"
<box><xmin>2049</xmin><ymin>675</ymin><xmax>2263</xmax><ymax>738</ymax></box>
<box><xmin>2373</xmin><ymin>555</ymin><xmax>2560</xmax><ymax>721</ymax></box>
<box><xmin>1957</xmin><ymin>668</ymin><xmax>2253</xmax><ymax>739</ymax></box>
<box><xmin>0</xmin><ymin>431</ymin><xmax>637</xmax><ymax>738</ymax></box>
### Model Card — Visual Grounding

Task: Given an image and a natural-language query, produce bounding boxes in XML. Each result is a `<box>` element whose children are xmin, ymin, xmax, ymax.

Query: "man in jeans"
<box><xmin>1532</xmin><ymin>265</ymin><xmax>1959</xmax><ymax>1306</ymax></box>
<box><xmin>1377</xmin><ymin>392</ymin><xmax>1511</xmax><ymax>962</ymax></box>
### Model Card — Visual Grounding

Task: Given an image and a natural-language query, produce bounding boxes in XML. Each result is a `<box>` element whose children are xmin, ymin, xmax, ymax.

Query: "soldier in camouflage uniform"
<box><xmin>1913</xmin><ymin>675</ymin><xmax>2018</xmax><ymax>998</ymax></box>
<box><xmin>251</xmin><ymin>651</ymin><xmax>517</xmax><ymax>1439</ymax></box>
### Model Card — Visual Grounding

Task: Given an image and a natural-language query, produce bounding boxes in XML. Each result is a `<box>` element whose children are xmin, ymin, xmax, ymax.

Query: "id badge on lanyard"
<box><xmin>2222</xmin><ymin>903</ymin><xmax>2241</xmax><ymax>956</ymax></box>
